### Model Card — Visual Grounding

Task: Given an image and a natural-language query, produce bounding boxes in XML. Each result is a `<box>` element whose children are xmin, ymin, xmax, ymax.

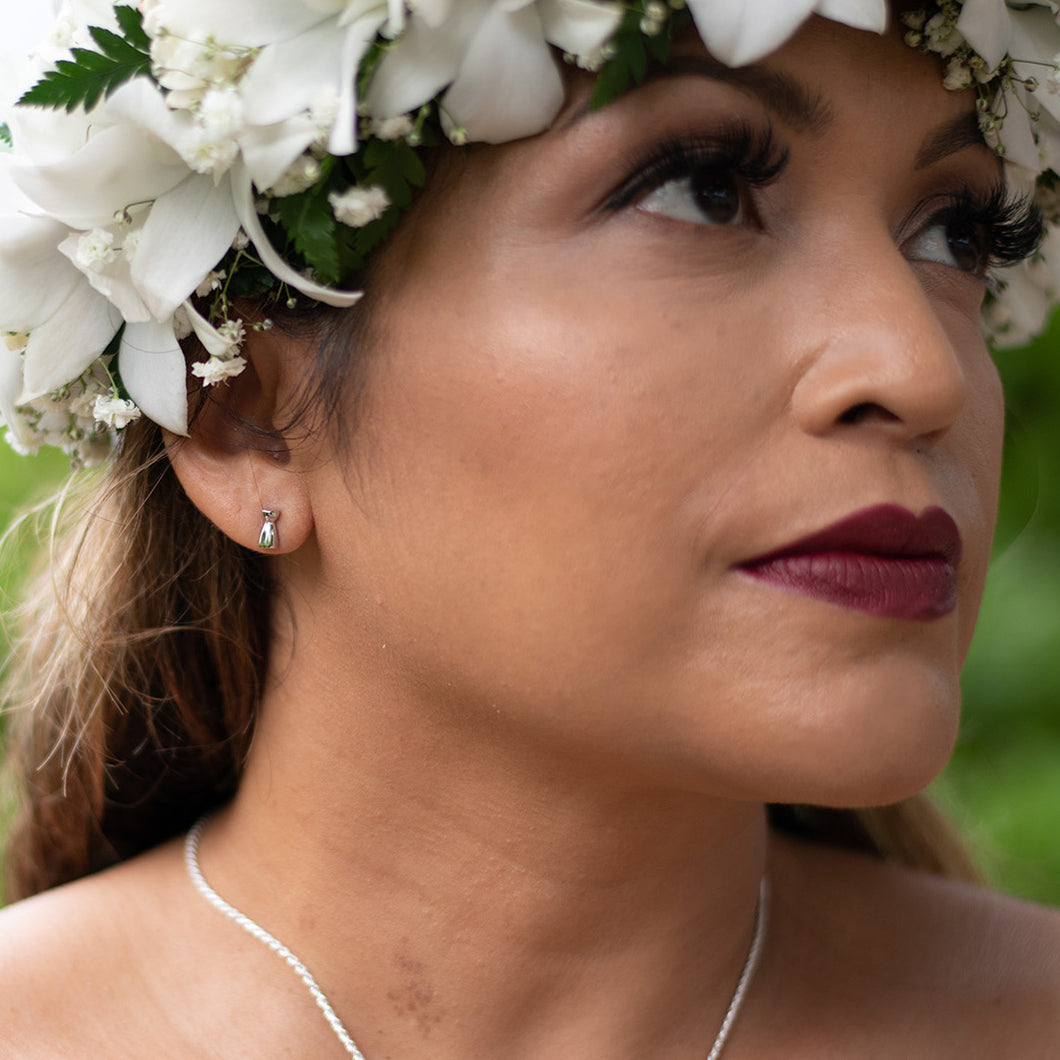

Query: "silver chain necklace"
<box><xmin>185</xmin><ymin>815</ymin><xmax>769</xmax><ymax>1059</ymax></box>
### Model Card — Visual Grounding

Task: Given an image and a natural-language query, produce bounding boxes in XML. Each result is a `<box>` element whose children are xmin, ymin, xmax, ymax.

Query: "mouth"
<box><xmin>738</xmin><ymin>504</ymin><xmax>963</xmax><ymax>621</ymax></box>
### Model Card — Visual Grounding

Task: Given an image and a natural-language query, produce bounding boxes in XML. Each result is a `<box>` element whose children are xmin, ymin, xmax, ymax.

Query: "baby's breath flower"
<box><xmin>269</xmin><ymin>156</ymin><xmax>323</xmax><ymax>197</ymax></box>
<box><xmin>943</xmin><ymin>58</ymin><xmax>973</xmax><ymax>91</ymax></box>
<box><xmin>217</xmin><ymin>318</ymin><xmax>246</xmax><ymax>352</ymax></box>
<box><xmin>76</xmin><ymin>229</ymin><xmax>119</xmax><ymax>272</ymax></box>
<box><xmin>122</xmin><ymin>230</ymin><xmax>142</xmax><ymax>263</ymax></box>
<box><xmin>373</xmin><ymin>114</ymin><xmax>415</xmax><ymax>141</ymax></box>
<box><xmin>329</xmin><ymin>185</ymin><xmax>391</xmax><ymax>227</ymax></box>
<box><xmin>93</xmin><ymin>395</ymin><xmax>141</xmax><ymax>429</ymax></box>
<box><xmin>191</xmin><ymin>355</ymin><xmax>248</xmax><ymax>385</ymax></box>
<box><xmin>196</xmin><ymin>271</ymin><xmax>225</xmax><ymax>298</ymax></box>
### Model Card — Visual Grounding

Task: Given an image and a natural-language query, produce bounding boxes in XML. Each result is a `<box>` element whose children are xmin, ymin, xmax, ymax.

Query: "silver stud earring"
<box><xmin>258</xmin><ymin>509</ymin><xmax>279</xmax><ymax>550</ymax></box>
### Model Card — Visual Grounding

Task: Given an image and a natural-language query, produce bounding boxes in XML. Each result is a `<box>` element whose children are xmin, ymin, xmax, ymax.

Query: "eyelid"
<box><xmin>903</xmin><ymin>182</ymin><xmax>1042</xmax><ymax>274</ymax></box>
<box><xmin>603</xmin><ymin>121</ymin><xmax>790</xmax><ymax>213</ymax></box>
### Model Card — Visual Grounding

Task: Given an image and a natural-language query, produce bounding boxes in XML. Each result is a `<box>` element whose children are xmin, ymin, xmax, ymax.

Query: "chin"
<box><xmin>765</xmin><ymin>664</ymin><xmax>963</xmax><ymax>809</ymax></box>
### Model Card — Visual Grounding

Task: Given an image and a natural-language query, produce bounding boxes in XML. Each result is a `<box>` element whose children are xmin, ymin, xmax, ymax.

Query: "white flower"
<box><xmin>198</xmin><ymin>86</ymin><xmax>246</xmax><ymax>139</ymax></box>
<box><xmin>268</xmin><ymin>155</ymin><xmax>322</xmax><ymax>196</ymax></box>
<box><xmin>681</xmin><ymin>0</ymin><xmax>887</xmax><ymax>68</ymax></box>
<box><xmin>76</xmin><ymin>228</ymin><xmax>119</xmax><ymax>272</ymax></box>
<box><xmin>191</xmin><ymin>354</ymin><xmax>248</xmax><ymax>384</ymax></box>
<box><xmin>217</xmin><ymin>317</ymin><xmax>246</xmax><ymax>351</ymax></box>
<box><xmin>943</xmin><ymin>58</ymin><xmax>974</xmax><ymax>90</ymax></box>
<box><xmin>367</xmin><ymin>0</ymin><xmax>624</xmax><ymax>144</ymax></box>
<box><xmin>373</xmin><ymin>113</ymin><xmax>415</xmax><ymax>140</ymax></box>
<box><xmin>93</xmin><ymin>394</ymin><xmax>141</xmax><ymax>428</ymax></box>
<box><xmin>195</xmin><ymin>270</ymin><xmax>225</xmax><ymax>297</ymax></box>
<box><xmin>329</xmin><ymin>184</ymin><xmax>390</xmax><ymax>226</ymax></box>
<box><xmin>924</xmin><ymin>12</ymin><xmax>964</xmax><ymax>57</ymax></box>
<box><xmin>122</xmin><ymin>229</ymin><xmax>142</xmax><ymax>263</ymax></box>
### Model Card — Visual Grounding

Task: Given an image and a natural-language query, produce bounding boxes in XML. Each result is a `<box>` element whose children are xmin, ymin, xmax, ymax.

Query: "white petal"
<box><xmin>58</xmin><ymin>230</ymin><xmax>153</xmax><ymax>323</ymax></box>
<box><xmin>997</xmin><ymin>86</ymin><xmax>1041</xmax><ymax>171</ymax></box>
<box><xmin>329</xmin><ymin>17</ymin><xmax>386</xmax><ymax>157</ymax></box>
<box><xmin>685</xmin><ymin>0</ymin><xmax>817</xmax><ymax>66</ymax></box>
<box><xmin>232</xmin><ymin>162</ymin><xmax>363</xmax><ymax>307</ymax></box>
<box><xmin>538</xmin><ymin>0</ymin><xmax>623</xmax><ymax>57</ymax></box>
<box><xmin>101</xmin><ymin>77</ymin><xmax>196</xmax><ymax>156</ymax></box>
<box><xmin>955</xmin><ymin>0</ymin><xmax>1012</xmax><ymax>71</ymax></box>
<box><xmin>0</xmin><ymin>341</ymin><xmax>35</xmax><ymax>451</ymax></box>
<box><xmin>442</xmin><ymin>3</ymin><xmax>564</xmax><ymax>143</ymax></box>
<box><xmin>118</xmin><ymin>320</ymin><xmax>189</xmax><ymax>435</ymax></box>
<box><xmin>132</xmin><ymin>173</ymin><xmax>241</xmax><ymax>321</ymax></box>
<box><xmin>0</xmin><ymin>210</ymin><xmax>81</xmax><ymax>330</ymax></box>
<box><xmin>1009</xmin><ymin>7</ymin><xmax>1060</xmax><ymax>122</ymax></box>
<box><xmin>815</xmin><ymin>0</ymin><xmax>888</xmax><ymax>35</ymax></box>
<box><xmin>241</xmin><ymin>21</ymin><xmax>346</xmax><ymax>126</ymax></box>
<box><xmin>240</xmin><ymin>116</ymin><xmax>319</xmax><ymax>191</ymax></box>
<box><xmin>366</xmin><ymin>0</ymin><xmax>487</xmax><ymax>118</ymax></box>
<box><xmin>183</xmin><ymin>300</ymin><xmax>232</xmax><ymax>358</ymax></box>
<box><xmin>12</xmin><ymin>122</ymin><xmax>186</xmax><ymax>229</ymax></box>
<box><xmin>21</xmin><ymin>282</ymin><xmax>122</xmax><ymax>400</ymax></box>
<box><xmin>147</xmin><ymin>0</ymin><xmax>328</xmax><ymax>46</ymax></box>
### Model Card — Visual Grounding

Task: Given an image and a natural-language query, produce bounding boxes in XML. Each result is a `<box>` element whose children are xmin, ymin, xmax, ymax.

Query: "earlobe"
<box><xmin>164</xmin><ymin>325</ymin><xmax>318</xmax><ymax>554</ymax></box>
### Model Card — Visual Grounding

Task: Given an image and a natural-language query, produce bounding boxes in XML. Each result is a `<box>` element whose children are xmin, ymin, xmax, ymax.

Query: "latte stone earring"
<box><xmin>258</xmin><ymin>509</ymin><xmax>279</xmax><ymax>550</ymax></box>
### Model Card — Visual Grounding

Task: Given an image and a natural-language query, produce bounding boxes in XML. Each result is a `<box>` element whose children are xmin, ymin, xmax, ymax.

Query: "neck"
<box><xmin>205</xmin><ymin>605</ymin><xmax>769</xmax><ymax>1059</ymax></box>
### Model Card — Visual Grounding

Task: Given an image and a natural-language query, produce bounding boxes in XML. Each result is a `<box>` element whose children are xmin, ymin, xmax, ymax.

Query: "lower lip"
<box><xmin>741</xmin><ymin>551</ymin><xmax>957</xmax><ymax>620</ymax></box>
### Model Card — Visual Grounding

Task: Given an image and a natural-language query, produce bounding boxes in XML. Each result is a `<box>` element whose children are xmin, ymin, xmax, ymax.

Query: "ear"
<box><xmin>165</xmin><ymin>322</ymin><xmax>318</xmax><ymax>555</ymax></box>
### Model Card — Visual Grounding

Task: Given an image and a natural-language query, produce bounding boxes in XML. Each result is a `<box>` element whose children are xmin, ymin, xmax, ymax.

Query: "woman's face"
<box><xmin>304</xmin><ymin>16</ymin><xmax>1007</xmax><ymax>806</ymax></box>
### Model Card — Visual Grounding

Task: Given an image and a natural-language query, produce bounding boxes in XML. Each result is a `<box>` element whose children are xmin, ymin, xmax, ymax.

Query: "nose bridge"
<box><xmin>789</xmin><ymin>223</ymin><xmax>969</xmax><ymax>443</ymax></box>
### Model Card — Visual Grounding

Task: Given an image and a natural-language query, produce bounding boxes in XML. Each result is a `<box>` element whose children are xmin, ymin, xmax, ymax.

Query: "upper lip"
<box><xmin>741</xmin><ymin>504</ymin><xmax>963</xmax><ymax>567</ymax></box>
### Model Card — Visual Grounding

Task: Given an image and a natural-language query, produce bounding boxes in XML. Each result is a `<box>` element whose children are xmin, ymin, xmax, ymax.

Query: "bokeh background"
<box><xmin>1</xmin><ymin>317</ymin><xmax>1059</xmax><ymax>905</ymax></box>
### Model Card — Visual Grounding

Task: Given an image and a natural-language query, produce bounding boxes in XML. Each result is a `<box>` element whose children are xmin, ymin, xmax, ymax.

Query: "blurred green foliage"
<box><xmin>936</xmin><ymin>312</ymin><xmax>1060</xmax><ymax>905</ymax></box>
<box><xmin>0</xmin><ymin>317</ymin><xmax>1059</xmax><ymax>905</ymax></box>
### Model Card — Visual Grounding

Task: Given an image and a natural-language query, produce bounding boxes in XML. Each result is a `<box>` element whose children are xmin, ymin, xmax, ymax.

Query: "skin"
<box><xmin>1</xmin><ymin>14</ymin><xmax>1059</xmax><ymax>1059</ymax></box>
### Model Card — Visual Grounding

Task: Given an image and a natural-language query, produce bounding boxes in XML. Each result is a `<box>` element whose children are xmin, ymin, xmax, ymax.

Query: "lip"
<box><xmin>738</xmin><ymin>504</ymin><xmax>963</xmax><ymax>620</ymax></box>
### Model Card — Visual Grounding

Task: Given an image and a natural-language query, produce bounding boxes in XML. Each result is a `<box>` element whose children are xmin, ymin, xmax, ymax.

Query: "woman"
<box><xmin>0</xmin><ymin>0</ymin><xmax>1058</xmax><ymax>1055</ymax></box>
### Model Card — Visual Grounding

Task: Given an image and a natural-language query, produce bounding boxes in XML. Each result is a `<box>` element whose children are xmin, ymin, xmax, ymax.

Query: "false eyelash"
<box><xmin>605</xmin><ymin>121</ymin><xmax>790</xmax><ymax>212</ymax></box>
<box><xmin>943</xmin><ymin>183</ymin><xmax>1044</xmax><ymax>270</ymax></box>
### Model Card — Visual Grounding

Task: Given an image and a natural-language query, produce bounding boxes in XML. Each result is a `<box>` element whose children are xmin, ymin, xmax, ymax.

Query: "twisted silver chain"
<box><xmin>185</xmin><ymin>815</ymin><xmax>768</xmax><ymax>1059</ymax></box>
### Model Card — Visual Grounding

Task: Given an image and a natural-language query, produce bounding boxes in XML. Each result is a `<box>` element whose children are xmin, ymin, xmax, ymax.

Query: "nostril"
<box><xmin>837</xmin><ymin>402</ymin><xmax>900</xmax><ymax>426</ymax></box>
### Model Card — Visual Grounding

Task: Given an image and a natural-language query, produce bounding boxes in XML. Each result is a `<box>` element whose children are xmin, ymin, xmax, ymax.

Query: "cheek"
<box><xmin>328</xmin><ymin>258</ymin><xmax>780</xmax><ymax>708</ymax></box>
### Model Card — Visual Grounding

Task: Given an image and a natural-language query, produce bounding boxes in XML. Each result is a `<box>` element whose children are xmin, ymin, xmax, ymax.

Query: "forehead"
<box><xmin>560</xmin><ymin>14</ymin><xmax>983</xmax><ymax>157</ymax></box>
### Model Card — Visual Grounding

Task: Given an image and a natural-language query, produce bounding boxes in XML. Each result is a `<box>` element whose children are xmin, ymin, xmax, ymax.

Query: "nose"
<box><xmin>789</xmin><ymin>249</ymin><xmax>970</xmax><ymax>446</ymax></box>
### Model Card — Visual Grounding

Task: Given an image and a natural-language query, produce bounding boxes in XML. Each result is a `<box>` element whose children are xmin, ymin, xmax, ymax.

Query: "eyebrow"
<box><xmin>563</xmin><ymin>56</ymin><xmax>992</xmax><ymax>171</ymax></box>
<box><xmin>914</xmin><ymin>111</ymin><xmax>988</xmax><ymax>168</ymax></box>
<box><xmin>645</xmin><ymin>55</ymin><xmax>835</xmax><ymax>135</ymax></box>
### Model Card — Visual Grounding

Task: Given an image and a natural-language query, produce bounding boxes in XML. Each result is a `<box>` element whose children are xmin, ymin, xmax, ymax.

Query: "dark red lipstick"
<box><xmin>739</xmin><ymin>505</ymin><xmax>962</xmax><ymax>620</ymax></box>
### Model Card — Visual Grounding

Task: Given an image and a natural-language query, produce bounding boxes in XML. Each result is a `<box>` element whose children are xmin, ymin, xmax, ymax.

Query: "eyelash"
<box><xmin>606</xmin><ymin>123</ymin><xmax>1044</xmax><ymax>274</ymax></box>
<box><xmin>929</xmin><ymin>184</ymin><xmax>1043</xmax><ymax>274</ymax></box>
<box><xmin>606</xmin><ymin>121</ymin><xmax>788</xmax><ymax>213</ymax></box>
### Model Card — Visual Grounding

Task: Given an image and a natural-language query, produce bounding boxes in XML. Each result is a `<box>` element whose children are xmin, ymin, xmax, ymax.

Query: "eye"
<box><xmin>908</xmin><ymin>212</ymin><xmax>988</xmax><ymax>275</ymax></box>
<box><xmin>604</xmin><ymin>124</ymin><xmax>789</xmax><ymax>227</ymax></box>
<box><xmin>639</xmin><ymin>165</ymin><xmax>746</xmax><ymax>226</ymax></box>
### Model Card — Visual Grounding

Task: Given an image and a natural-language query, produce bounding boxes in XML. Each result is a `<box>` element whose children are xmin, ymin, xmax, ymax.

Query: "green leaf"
<box><xmin>0</xmin><ymin>123</ymin><xmax>11</xmax><ymax>148</ymax></box>
<box><xmin>17</xmin><ymin>12</ymin><xmax>151</xmax><ymax>114</ymax></box>
<box><xmin>589</xmin><ymin>5</ymin><xmax>691</xmax><ymax>111</ymax></box>
<box><xmin>273</xmin><ymin>187</ymin><xmax>342</xmax><ymax>286</ymax></box>
<box><xmin>114</xmin><ymin>4</ymin><xmax>151</xmax><ymax>51</ymax></box>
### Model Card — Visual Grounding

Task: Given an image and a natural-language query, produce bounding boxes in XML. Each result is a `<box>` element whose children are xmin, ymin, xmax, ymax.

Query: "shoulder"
<box><xmin>762</xmin><ymin>831</ymin><xmax>1060</xmax><ymax>1057</ymax></box>
<box><xmin>0</xmin><ymin>841</ymin><xmax>202</xmax><ymax>1058</ymax></box>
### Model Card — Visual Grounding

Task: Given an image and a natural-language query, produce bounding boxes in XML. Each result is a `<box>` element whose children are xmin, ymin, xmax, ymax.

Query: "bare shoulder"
<box><xmin>0</xmin><ymin>840</ymin><xmax>201</xmax><ymax>1058</ymax></box>
<box><xmin>761</xmin><ymin>831</ymin><xmax>1060</xmax><ymax>1058</ymax></box>
<box><xmin>0</xmin><ymin>839</ymin><xmax>334</xmax><ymax>1059</ymax></box>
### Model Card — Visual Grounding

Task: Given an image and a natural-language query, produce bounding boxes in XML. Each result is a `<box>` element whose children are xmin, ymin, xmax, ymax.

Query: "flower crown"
<box><xmin>1</xmin><ymin>0</ymin><xmax>1059</xmax><ymax>465</ymax></box>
